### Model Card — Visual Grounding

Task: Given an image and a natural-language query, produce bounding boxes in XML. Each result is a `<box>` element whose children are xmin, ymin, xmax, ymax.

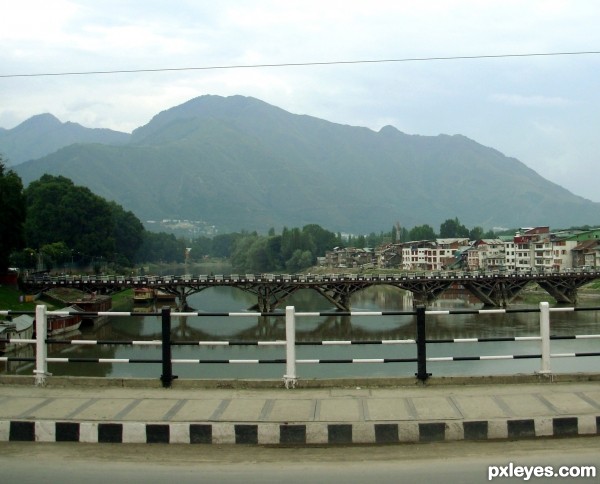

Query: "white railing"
<box><xmin>1</xmin><ymin>303</ymin><xmax>599</xmax><ymax>387</ymax></box>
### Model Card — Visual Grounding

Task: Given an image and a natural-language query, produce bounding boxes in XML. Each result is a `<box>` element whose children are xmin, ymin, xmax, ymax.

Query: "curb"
<box><xmin>2</xmin><ymin>373</ymin><xmax>600</xmax><ymax>389</ymax></box>
<box><xmin>2</xmin><ymin>416</ymin><xmax>599</xmax><ymax>445</ymax></box>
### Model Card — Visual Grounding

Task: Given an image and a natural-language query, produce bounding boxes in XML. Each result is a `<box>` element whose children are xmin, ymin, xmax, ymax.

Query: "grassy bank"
<box><xmin>0</xmin><ymin>285</ymin><xmax>43</xmax><ymax>311</ymax></box>
<box><xmin>0</xmin><ymin>285</ymin><xmax>134</xmax><ymax>312</ymax></box>
<box><xmin>112</xmin><ymin>289</ymin><xmax>133</xmax><ymax>310</ymax></box>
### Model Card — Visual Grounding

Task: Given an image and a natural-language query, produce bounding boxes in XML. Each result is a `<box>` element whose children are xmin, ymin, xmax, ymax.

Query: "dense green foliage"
<box><xmin>135</xmin><ymin>231</ymin><xmax>186</xmax><ymax>264</ymax></box>
<box><xmin>188</xmin><ymin>225</ymin><xmax>342</xmax><ymax>273</ymax></box>
<box><xmin>21</xmin><ymin>175</ymin><xmax>144</xmax><ymax>268</ymax></box>
<box><xmin>0</xmin><ymin>157</ymin><xmax>26</xmax><ymax>272</ymax></box>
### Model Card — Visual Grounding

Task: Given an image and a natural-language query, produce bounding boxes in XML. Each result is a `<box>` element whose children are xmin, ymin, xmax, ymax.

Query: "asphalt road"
<box><xmin>1</xmin><ymin>438</ymin><xmax>599</xmax><ymax>483</ymax></box>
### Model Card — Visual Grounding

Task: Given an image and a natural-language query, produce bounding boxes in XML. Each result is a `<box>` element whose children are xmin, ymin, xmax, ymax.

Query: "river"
<box><xmin>3</xmin><ymin>285</ymin><xmax>600</xmax><ymax>380</ymax></box>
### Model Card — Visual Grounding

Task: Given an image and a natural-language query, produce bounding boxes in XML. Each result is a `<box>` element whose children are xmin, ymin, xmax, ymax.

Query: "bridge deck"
<box><xmin>22</xmin><ymin>270</ymin><xmax>600</xmax><ymax>310</ymax></box>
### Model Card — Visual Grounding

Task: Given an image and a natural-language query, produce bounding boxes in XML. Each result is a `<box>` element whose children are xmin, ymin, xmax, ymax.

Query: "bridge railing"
<box><xmin>1</xmin><ymin>303</ymin><xmax>600</xmax><ymax>387</ymax></box>
<box><xmin>22</xmin><ymin>268</ymin><xmax>600</xmax><ymax>285</ymax></box>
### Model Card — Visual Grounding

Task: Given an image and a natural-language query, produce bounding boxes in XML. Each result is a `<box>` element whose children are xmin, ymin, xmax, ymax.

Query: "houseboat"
<box><xmin>133</xmin><ymin>287</ymin><xmax>155</xmax><ymax>303</ymax></box>
<box><xmin>69</xmin><ymin>294</ymin><xmax>112</xmax><ymax>313</ymax></box>
<box><xmin>155</xmin><ymin>290</ymin><xmax>176</xmax><ymax>302</ymax></box>
<box><xmin>47</xmin><ymin>305</ymin><xmax>83</xmax><ymax>336</ymax></box>
<box><xmin>0</xmin><ymin>315</ymin><xmax>34</xmax><ymax>353</ymax></box>
<box><xmin>68</xmin><ymin>294</ymin><xmax>113</xmax><ymax>328</ymax></box>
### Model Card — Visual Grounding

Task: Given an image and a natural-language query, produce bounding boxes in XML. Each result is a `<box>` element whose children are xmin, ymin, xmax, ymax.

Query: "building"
<box><xmin>325</xmin><ymin>247</ymin><xmax>376</xmax><ymax>269</ymax></box>
<box><xmin>571</xmin><ymin>239</ymin><xmax>600</xmax><ymax>269</ymax></box>
<box><xmin>401</xmin><ymin>238</ymin><xmax>468</xmax><ymax>271</ymax></box>
<box><xmin>465</xmin><ymin>239</ymin><xmax>506</xmax><ymax>271</ymax></box>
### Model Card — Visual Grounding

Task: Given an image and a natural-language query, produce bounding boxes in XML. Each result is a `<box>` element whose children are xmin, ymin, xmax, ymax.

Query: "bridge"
<box><xmin>22</xmin><ymin>269</ymin><xmax>600</xmax><ymax>311</ymax></box>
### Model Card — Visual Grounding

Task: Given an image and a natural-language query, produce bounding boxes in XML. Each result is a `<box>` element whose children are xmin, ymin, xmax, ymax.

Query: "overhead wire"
<box><xmin>1</xmin><ymin>50</ymin><xmax>599</xmax><ymax>78</ymax></box>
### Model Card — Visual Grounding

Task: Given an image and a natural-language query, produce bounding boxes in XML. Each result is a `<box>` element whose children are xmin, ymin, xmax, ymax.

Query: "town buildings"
<box><xmin>323</xmin><ymin>227</ymin><xmax>600</xmax><ymax>272</ymax></box>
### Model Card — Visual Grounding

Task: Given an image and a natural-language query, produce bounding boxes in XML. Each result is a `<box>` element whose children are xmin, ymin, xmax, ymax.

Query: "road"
<box><xmin>1</xmin><ymin>438</ymin><xmax>598</xmax><ymax>483</ymax></box>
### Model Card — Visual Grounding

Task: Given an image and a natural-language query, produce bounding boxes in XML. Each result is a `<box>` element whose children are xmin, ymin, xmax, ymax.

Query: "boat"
<box><xmin>155</xmin><ymin>289</ymin><xmax>176</xmax><ymax>302</ymax></box>
<box><xmin>68</xmin><ymin>294</ymin><xmax>113</xmax><ymax>328</ymax></box>
<box><xmin>69</xmin><ymin>295</ymin><xmax>112</xmax><ymax>313</ymax></box>
<box><xmin>133</xmin><ymin>287</ymin><xmax>155</xmax><ymax>303</ymax></box>
<box><xmin>0</xmin><ymin>315</ymin><xmax>34</xmax><ymax>353</ymax></box>
<box><xmin>47</xmin><ymin>305</ymin><xmax>83</xmax><ymax>336</ymax></box>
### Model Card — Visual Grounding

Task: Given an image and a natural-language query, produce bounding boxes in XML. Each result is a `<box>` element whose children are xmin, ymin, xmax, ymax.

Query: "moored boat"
<box><xmin>0</xmin><ymin>315</ymin><xmax>34</xmax><ymax>353</ymax></box>
<box><xmin>133</xmin><ymin>287</ymin><xmax>155</xmax><ymax>303</ymax></box>
<box><xmin>155</xmin><ymin>289</ymin><xmax>176</xmax><ymax>302</ymax></box>
<box><xmin>69</xmin><ymin>295</ymin><xmax>112</xmax><ymax>313</ymax></box>
<box><xmin>47</xmin><ymin>305</ymin><xmax>83</xmax><ymax>336</ymax></box>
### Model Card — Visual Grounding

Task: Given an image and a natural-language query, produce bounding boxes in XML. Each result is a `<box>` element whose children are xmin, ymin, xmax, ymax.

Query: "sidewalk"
<box><xmin>0</xmin><ymin>376</ymin><xmax>599</xmax><ymax>445</ymax></box>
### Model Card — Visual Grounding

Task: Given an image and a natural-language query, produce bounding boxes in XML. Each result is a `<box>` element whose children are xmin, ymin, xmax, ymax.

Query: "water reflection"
<box><xmin>2</xmin><ymin>285</ymin><xmax>599</xmax><ymax>379</ymax></box>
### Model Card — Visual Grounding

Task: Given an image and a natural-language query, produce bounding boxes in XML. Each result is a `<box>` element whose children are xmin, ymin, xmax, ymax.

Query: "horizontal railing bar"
<box><xmin>46</xmin><ymin>358</ymin><xmax>162</xmax><ymax>363</ymax></box>
<box><xmin>296</xmin><ymin>358</ymin><xmax>418</xmax><ymax>363</ymax></box>
<box><xmin>426</xmin><ymin>336</ymin><xmax>542</xmax><ymax>344</ymax></box>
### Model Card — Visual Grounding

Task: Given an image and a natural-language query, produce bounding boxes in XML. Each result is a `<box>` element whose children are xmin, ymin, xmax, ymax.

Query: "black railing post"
<box><xmin>160</xmin><ymin>306</ymin><xmax>177</xmax><ymax>388</ymax></box>
<box><xmin>415</xmin><ymin>305</ymin><xmax>430</xmax><ymax>382</ymax></box>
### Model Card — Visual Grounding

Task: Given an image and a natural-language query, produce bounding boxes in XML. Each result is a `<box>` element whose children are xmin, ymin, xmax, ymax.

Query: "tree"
<box><xmin>109</xmin><ymin>202</ymin><xmax>144</xmax><ymax>265</ymax></box>
<box><xmin>39</xmin><ymin>241</ymin><xmax>71</xmax><ymax>272</ymax></box>
<box><xmin>408</xmin><ymin>224</ymin><xmax>436</xmax><ymax>241</ymax></box>
<box><xmin>439</xmin><ymin>217</ymin><xmax>469</xmax><ymax>238</ymax></box>
<box><xmin>24</xmin><ymin>175</ymin><xmax>145</xmax><ymax>267</ymax></box>
<box><xmin>0</xmin><ymin>157</ymin><xmax>26</xmax><ymax>272</ymax></box>
<box><xmin>286</xmin><ymin>249</ymin><xmax>313</xmax><ymax>272</ymax></box>
<box><xmin>24</xmin><ymin>175</ymin><xmax>115</xmax><ymax>258</ymax></box>
<box><xmin>469</xmin><ymin>226</ymin><xmax>485</xmax><ymax>241</ymax></box>
<box><xmin>135</xmin><ymin>231</ymin><xmax>185</xmax><ymax>263</ymax></box>
<box><xmin>301</xmin><ymin>224</ymin><xmax>338</xmax><ymax>255</ymax></box>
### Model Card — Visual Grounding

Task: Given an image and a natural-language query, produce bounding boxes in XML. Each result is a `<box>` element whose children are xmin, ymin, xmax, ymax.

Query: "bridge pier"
<box><xmin>252</xmin><ymin>284</ymin><xmax>301</xmax><ymax>312</ymax></box>
<box><xmin>391</xmin><ymin>280</ymin><xmax>453</xmax><ymax>308</ymax></box>
<box><xmin>311</xmin><ymin>283</ymin><xmax>371</xmax><ymax>311</ymax></box>
<box><xmin>536</xmin><ymin>278</ymin><xmax>582</xmax><ymax>304</ymax></box>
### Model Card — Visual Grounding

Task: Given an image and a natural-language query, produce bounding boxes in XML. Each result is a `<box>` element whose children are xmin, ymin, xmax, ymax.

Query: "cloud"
<box><xmin>491</xmin><ymin>93</ymin><xmax>572</xmax><ymax>108</ymax></box>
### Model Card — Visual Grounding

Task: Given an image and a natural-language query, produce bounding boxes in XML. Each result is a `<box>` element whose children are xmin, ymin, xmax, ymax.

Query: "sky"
<box><xmin>1</xmin><ymin>0</ymin><xmax>599</xmax><ymax>202</ymax></box>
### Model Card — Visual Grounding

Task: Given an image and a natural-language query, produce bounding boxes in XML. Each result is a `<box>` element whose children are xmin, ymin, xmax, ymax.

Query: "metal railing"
<box><xmin>1</xmin><ymin>303</ymin><xmax>600</xmax><ymax>387</ymax></box>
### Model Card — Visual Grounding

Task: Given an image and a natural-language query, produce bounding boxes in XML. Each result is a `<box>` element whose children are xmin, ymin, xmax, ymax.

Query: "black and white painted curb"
<box><xmin>1</xmin><ymin>416</ymin><xmax>598</xmax><ymax>444</ymax></box>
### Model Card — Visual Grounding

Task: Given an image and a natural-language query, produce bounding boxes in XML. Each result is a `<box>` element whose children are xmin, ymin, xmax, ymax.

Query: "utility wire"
<box><xmin>1</xmin><ymin>50</ymin><xmax>599</xmax><ymax>79</ymax></box>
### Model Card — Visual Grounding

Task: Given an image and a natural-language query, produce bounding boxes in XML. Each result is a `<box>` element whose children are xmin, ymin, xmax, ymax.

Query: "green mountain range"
<box><xmin>7</xmin><ymin>95</ymin><xmax>600</xmax><ymax>234</ymax></box>
<box><xmin>0</xmin><ymin>113</ymin><xmax>128</xmax><ymax>164</ymax></box>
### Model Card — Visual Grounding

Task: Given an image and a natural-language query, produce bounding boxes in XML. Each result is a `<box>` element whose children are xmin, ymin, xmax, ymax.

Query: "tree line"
<box><xmin>1</xmin><ymin>155</ymin><xmax>499</xmax><ymax>275</ymax></box>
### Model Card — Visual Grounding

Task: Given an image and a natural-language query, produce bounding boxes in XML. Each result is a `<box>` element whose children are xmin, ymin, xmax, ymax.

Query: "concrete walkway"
<box><xmin>1</xmin><ymin>376</ymin><xmax>599</xmax><ymax>445</ymax></box>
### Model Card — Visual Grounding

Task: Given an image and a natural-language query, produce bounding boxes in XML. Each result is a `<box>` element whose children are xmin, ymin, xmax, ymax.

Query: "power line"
<box><xmin>1</xmin><ymin>50</ymin><xmax>600</xmax><ymax>79</ymax></box>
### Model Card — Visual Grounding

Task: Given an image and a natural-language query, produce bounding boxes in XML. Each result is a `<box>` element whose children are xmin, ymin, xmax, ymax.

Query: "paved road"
<box><xmin>1</xmin><ymin>438</ymin><xmax>599</xmax><ymax>483</ymax></box>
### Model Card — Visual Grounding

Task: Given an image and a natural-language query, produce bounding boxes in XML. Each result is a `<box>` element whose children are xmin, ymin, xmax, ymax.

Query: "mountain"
<box><xmin>0</xmin><ymin>113</ymin><xmax>129</xmax><ymax>165</ymax></box>
<box><xmin>12</xmin><ymin>95</ymin><xmax>600</xmax><ymax>234</ymax></box>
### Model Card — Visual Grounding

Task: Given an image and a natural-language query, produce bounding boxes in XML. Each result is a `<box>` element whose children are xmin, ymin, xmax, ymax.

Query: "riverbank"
<box><xmin>0</xmin><ymin>285</ymin><xmax>46</xmax><ymax>312</ymax></box>
<box><xmin>0</xmin><ymin>286</ymin><xmax>133</xmax><ymax>312</ymax></box>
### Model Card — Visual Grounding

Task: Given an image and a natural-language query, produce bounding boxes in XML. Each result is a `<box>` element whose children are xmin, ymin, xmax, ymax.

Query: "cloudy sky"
<box><xmin>2</xmin><ymin>0</ymin><xmax>599</xmax><ymax>202</ymax></box>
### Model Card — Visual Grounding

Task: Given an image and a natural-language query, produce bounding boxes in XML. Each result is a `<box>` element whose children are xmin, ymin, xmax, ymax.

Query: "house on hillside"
<box><xmin>377</xmin><ymin>243</ymin><xmax>403</xmax><ymax>268</ymax></box>
<box><xmin>513</xmin><ymin>227</ymin><xmax>552</xmax><ymax>272</ymax></box>
<box><xmin>571</xmin><ymin>239</ymin><xmax>600</xmax><ymax>269</ymax></box>
<box><xmin>324</xmin><ymin>247</ymin><xmax>376</xmax><ymax>268</ymax></box>
<box><xmin>401</xmin><ymin>238</ymin><xmax>468</xmax><ymax>271</ymax></box>
<box><xmin>465</xmin><ymin>239</ymin><xmax>506</xmax><ymax>271</ymax></box>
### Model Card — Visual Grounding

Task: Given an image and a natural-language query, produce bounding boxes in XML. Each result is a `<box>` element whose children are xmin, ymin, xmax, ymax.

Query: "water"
<box><xmin>3</xmin><ymin>286</ymin><xmax>600</xmax><ymax>380</ymax></box>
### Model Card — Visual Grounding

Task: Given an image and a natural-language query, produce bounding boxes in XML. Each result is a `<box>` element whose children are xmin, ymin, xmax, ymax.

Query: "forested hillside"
<box><xmin>11</xmin><ymin>95</ymin><xmax>600</xmax><ymax>233</ymax></box>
